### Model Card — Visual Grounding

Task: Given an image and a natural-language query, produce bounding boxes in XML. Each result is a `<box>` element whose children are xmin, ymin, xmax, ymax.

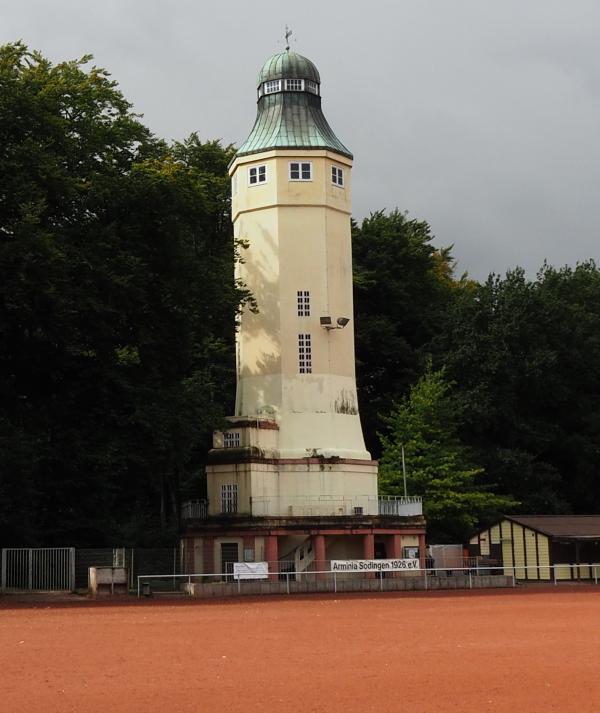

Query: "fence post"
<box><xmin>469</xmin><ymin>571</ymin><xmax>472</xmax><ymax>589</ymax></box>
<box><xmin>553</xmin><ymin>565</ymin><xmax>557</xmax><ymax>586</ymax></box>
<box><xmin>595</xmin><ymin>566</ymin><xmax>598</xmax><ymax>586</ymax></box>
<box><xmin>424</xmin><ymin>568</ymin><xmax>428</xmax><ymax>590</ymax></box>
<box><xmin>173</xmin><ymin>548</ymin><xmax>177</xmax><ymax>591</ymax></box>
<box><xmin>333</xmin><ymin>571</ymin><xmax>337</xmax><ymax>594</ymax></box>
<box><xmin>286</xmin><ymin>572</ymin><xmax>290</xmax><ymax>595</ymax></box>
<box><xmin>237</xmin><ymin>575</ymin><xmax>241</xmax><ymax>594</ymax></box>
<box><xmin>0</xmin><ymin>549</ymin><xmax>5</xmax><ymax>593</ymax></box>
<box><xmin>137</xmin><ymin>576</ymin><xmax>140</xmax><ymax>598</ymax></box>
<box><xmin>69</xmin><ymin>548</ymin><xmax>76</xmax><ymax>592</ymax></box>
<box><xmin>379</xmin><ymin>570</ymin><xmax>383</xmax><ymax>591</ymax></box>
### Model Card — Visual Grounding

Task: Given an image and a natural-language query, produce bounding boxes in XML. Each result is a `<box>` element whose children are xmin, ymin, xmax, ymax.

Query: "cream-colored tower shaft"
<box><xmin>230</xmin><ymin>149</ymin><xmax>370</xmax><ymax>460</ymax></box>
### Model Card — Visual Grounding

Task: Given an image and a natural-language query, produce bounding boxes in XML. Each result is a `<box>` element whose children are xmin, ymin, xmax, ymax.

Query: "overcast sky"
<box><xmin>4</xmin><ymin>0</ymin><xmax>600</xmax><ymax>279</ymax></box>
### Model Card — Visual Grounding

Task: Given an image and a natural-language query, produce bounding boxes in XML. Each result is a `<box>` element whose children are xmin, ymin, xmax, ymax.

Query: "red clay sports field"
<box><xmin>1</xmin><ymin>588</ymin><xmax>599</xmax><ymax>713</ymax></box>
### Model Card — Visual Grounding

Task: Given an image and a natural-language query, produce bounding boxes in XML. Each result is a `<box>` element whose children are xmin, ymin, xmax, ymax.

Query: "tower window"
<box><xmin>263</xmin><ymin>80</ymin><xmax>281</xmax><ymax>94</ymax></box>
<box><xmin>332</xmin><ymin>166</ymin><xmax>344</xmax><ymax>187</ymax></box>
<box><xmin>297</xmin><ymin>290</ymin><xmax>310</xmax><ymax>316</ymax></box>
<box><xmin>221</xmin><ymin>484</ymin><xmax>238</xmax><ymax>514</ymax></box>
<box><xmin>248</xmin><ymin>165</ymin><xmax>267</xmax><ymax>185</ymax></box>
<box><xmin>289</xmin><ymin>162</ymin><xmax>312</xmax><ymax>181</ymax></box>
<box><xmin>223</xmin><ymin>431</ymin><xmax>240</xmax><ymax>448</ymax></box>
<box><xmin>305</xmin><ymin>80</ymin><xmax>319</xmax><ymax>95</ymax></box>
<box><xmin>285</xmin><ymin>78</ymin><xmax>303</xmax><ymax>91</ymax></box>
<box><xmin>298</xmin><ymin>333</ymin><xmax>312</xmax><ymax>373</ymax></box>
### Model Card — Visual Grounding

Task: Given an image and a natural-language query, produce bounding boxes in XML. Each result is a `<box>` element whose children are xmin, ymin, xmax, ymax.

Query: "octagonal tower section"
<box><xmin>210</xmin><ymin>50</ymin><xmax>377</xmax><ymax>517</ymax></box>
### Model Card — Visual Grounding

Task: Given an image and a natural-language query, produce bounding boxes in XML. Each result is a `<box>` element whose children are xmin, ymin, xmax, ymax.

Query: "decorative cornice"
<box><xmin>207</xmin><ymin>449</ymin><xmax>377</xmax><ymax>467</ymax></box>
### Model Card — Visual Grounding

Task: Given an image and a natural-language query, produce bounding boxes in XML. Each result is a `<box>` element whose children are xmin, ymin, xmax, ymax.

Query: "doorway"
<box><xmin>221</xmin><ymin>542</ymin><xmax>239</xmax><ymax>581</ymax></box>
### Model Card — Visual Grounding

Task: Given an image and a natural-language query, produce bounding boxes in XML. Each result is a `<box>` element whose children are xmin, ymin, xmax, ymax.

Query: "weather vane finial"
<box><xmin>285</xmin><ymin>25</ymin><xmax>293</xmax><ymax>51</ymax></box>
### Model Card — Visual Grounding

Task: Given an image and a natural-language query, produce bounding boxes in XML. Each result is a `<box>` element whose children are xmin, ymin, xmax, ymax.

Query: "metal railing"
<box><xmin>138</xmin><ymin>563</ymin><xmax>600</xmax><ymax>598</ymax></box>
<box><xmin>180</xmin><ymin>496</ymin><xmax>424</xmax><ymax>519</ymax></box>
<box><xmin>250</xmin><ymin>495</ymin><xmax>379</xmax><ymax>517</ymax></box>
<box><xmin>181</xmin><ymin>500</ymin><xmax>209</xmax><ymax>520</ymax></box>
<box><xmin>378</xmin><ymin>496</ymin><xmax>423</xmax><ymax>516</ymax></box>
<box><xmin>135</xmin><ymin>565</ymin><xmax>503</xmax><ymax>598</ymax></box>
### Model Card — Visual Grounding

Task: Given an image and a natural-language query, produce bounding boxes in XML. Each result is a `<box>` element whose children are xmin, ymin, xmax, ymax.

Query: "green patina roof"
<box><xmin>257</xmin><ymin>51</ymin><xmax>320</xmax><ymax>86</ymax></box>
<box><xmin>236</xmin><ymin>51</ymin><xmax>352</xmax><ymax>160</ymax></box>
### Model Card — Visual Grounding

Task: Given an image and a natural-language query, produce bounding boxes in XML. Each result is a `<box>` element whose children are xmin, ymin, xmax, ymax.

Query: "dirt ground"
<box><xmin>1</xmin><ymin>588</ymin><xmax>599</xmax><ymax>713</ymax></box>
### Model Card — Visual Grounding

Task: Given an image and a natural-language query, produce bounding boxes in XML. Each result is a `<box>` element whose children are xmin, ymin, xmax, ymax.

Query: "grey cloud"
<box><xmin>3</xmin><ymin>0</ymin><xmax>599</xmax><ymax>279</ymax></box>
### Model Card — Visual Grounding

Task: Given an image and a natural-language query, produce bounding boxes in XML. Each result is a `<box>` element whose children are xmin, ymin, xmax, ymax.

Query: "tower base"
<box><xmin>181</xmin><ymin>514</ymin><xmax>427</xmax><ymax>579</ymax></box>
<box><xmin>206</xmin><ymin>418</ymin><xmax>380</xmax><ymax>517</ymax></box>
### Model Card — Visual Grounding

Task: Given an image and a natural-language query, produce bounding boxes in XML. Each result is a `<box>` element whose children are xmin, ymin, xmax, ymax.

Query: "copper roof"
<box><xmin>236</xmin><ymin>92</ymin><xmax>352</xmax><ymax>159</ymax></box>
<box><xmin>506</xmin><ymin>515</ymin><xmax>600</xmax><ymax>539</ymax></box>
<box><xmin>257</xmin><ymin>51</ymin><xmax>320</xmax><ymax>86</ymax></box>
<box><xmin>236</xmin><ymin>51</ymin><xmax>352</xmax><ymax>160</ymax></box>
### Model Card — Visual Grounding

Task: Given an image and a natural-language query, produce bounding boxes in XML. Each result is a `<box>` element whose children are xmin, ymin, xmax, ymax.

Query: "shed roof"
<box><xmin>506</xmin><ymin>515</ymin><xmax>600</xmax><ymax>539</ymax></box>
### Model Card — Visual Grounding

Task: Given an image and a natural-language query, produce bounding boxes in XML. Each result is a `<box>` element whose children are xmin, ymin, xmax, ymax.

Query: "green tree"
<box><xmin>0</xmin><ymin>44</ymin><xmax>250</xmax><ymax>545</ymax></box>
<box><xmin>0</xmin><ymin>42</ymin><xmax>156</xmax><ymax>545</ymax></box>
<box><xmin>379</xmin><ymin>365</ymin><xmax>515</xmax><ymax>542</ymax></box>
<box><xmin>352</xmin><ymin>210</ymin><xmax>462</xmax><ymax>456</ymax></box>
<box><xmin>438</xmin><ymin>262</ymin><xmax>600</xmax><ymax>515</ymax></box>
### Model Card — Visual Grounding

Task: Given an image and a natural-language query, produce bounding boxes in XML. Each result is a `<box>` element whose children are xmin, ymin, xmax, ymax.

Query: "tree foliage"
<box><xmin>438</xmin><ymin>262</ymin><xmax>600</xmax><ymax>516</ymax></box>
<box><xmin>3</xmin><ymin>43</ymin><xmax>600</xmax><ymax>548</ymax></box>
<box><xmin>379</xmin><ymin>365</ymin><xmax>515</xmax><ymax>541</ymax></box>
<box><xmin>352</xmin><ymin>210</ymin><xmax>461</xmax><ymax>456</ymax></box>
<box><xmin>0</xmin><ymin>44</ymin><xmax>249</xmax><ymax>546</ymax></box>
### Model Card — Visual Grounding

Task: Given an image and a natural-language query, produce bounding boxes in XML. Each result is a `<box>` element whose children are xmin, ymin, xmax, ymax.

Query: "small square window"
<box><xmin>289</xmin><ymin>162</ymin><xmax>312</xmax><ymax>181</ymax></box>
<box><xmin>305</xmin><ymin>80</ymin><xmax>319</xmax><ymax>95</ymax></box>
<box><xmin>248</xmin><ymin>165</ymin><xmax>267</xmax><ymax>185</ymax></box>
<box><xmin>332</xmin><ymin>166</ymin><xmax>344</xmax><ymax>187</ymax></box>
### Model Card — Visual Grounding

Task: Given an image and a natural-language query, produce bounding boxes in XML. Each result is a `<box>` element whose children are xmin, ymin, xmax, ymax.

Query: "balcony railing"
<box><xmin>250</xmin><ymin>495</ymin><xmax>379</xmax><ymax>517</ymax></box>
<box><xmin>378</xmin><ymin>495</ymin><xmax>423</xmax><ymax>517</ymax></box>
<box><xmin>181</xmin><ymin>495</ymin><xmax>423</xmax><ymax>520</ymax></box>
<box><xmin>181</xmin><ymin>499</ymin><xmax>209</xmax><ymax>521</ymax></box>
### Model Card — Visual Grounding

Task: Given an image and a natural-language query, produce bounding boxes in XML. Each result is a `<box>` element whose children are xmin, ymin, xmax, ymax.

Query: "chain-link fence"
<box><xmin>76</xmin><ymin>548</ymin><xmax>180</xmax><ymax>590</ymax></box>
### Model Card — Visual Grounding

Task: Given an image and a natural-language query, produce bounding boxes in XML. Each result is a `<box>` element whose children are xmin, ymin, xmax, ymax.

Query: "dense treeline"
<box><xmin>358</xmin><ymin>215</ymin><xmax>600</xmax><ymax>539</ymax></box>
<box><xmin>2</xmin><ymin>44</ymin><xmax>599</xmax><ymax>545</ymax></box>
<box><xmin>0</xmin><ymin>44</ymin><xmax>252</xmax><ymax>545</ymax></box>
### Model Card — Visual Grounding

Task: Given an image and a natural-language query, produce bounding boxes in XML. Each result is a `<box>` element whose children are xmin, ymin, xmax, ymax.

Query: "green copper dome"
<box><xmin>236</xmin><ymin>50</ymin><xmax>352</xmax><ymax>160</ymax></box>
<box><xmin>257</xmin><ymin>51</ymin><xmax>320</xmax><ymax>86</ymax></box>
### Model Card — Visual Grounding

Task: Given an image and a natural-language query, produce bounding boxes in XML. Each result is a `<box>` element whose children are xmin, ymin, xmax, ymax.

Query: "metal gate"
<box><xmin>1</xmin><ymin>548</ymin><xmax>75</xmax><ymax>592</ymax></box>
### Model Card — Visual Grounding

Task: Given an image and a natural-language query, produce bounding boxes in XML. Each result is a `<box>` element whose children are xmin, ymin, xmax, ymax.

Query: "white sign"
<box><xmin>331</xmin><ymin>558</ymin><xmax>420</xmax><ymax>572</ymax></box>
<box><xmin>233</xmin><ymin>561</ymin><xmax>269</xmax><ymax>580</ymax></box>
